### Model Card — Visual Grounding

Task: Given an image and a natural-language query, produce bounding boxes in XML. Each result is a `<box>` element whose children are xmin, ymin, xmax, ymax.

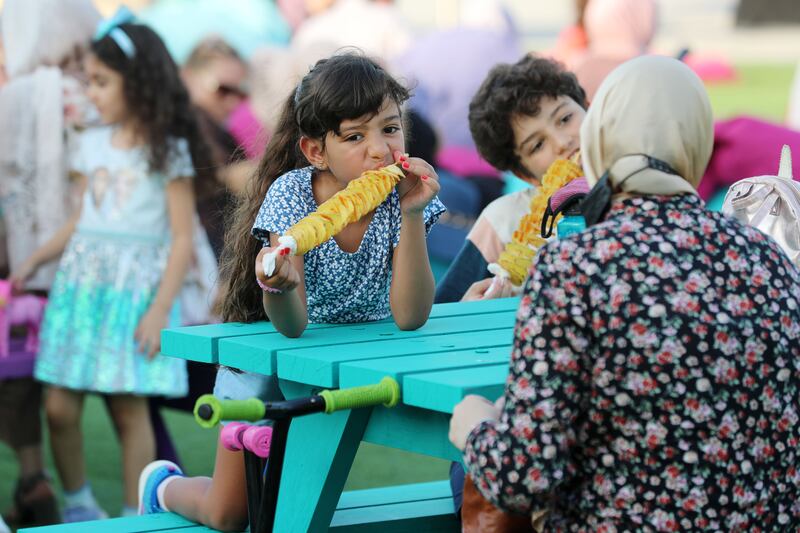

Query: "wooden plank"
<box><xmin>218</xmin><ymin>312</ymin><xmax>514</xmax><ymax>380</ymax></box>
<box><xmin>332</xmin><ymin>480</ymin><xmax>457</xmax><ymax>532</ymax></box>
<box><xmin>272</xmin><ymin>314</ymin><xmax>514</xmax><ymax>387</ymax></box>
<box><xmin>362</xmin><ymin>404</ymin><xmax>461</xmax><ymax>461</ymax></box>
<box><xmin>339</xmin><ymin>345</ymin><xmax>512</xmax><ymax>390</ymax></box>
<box><xmin>426</xmin><ymin>296</ymin><xmax>518</xmax><ymax>316</ymax></box>
<box><xmin>18</xmin><ymin>513</ymin><xmax>212</xmax><ymax>532</ymax></box>
<box><xmin>330</xmin><ymin>498</ymin><xmax>458</xmax><ymax>532</ymax></box>
<box><xmin>402</xmin><ymin>365</ymin><xmax>509</xmax><ymax>414</ymax></box>
<box><xmin>336</xmin><ymin>480</ymin><xmax>451</xmax><ymax>509</ymax></box>
<box><xmin>160</xmin><ymin>322</ymin><xmax>332</xmax><ymax>364</ymax></box>
<box><xmin>160</xmin><ymin>297</ymin><xmax>518</xmax><ymax>364</ymax></box>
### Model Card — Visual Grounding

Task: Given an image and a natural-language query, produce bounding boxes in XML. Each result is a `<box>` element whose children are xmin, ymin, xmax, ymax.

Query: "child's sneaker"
<box><xmin>61</xmin><ymin>503</ymin><xmax>108</xmax><ymax>523</ymax></box>
<box><xmin>138</xmin><ymin>460</ymin><xmax>183</xmax><ymax>515</ymax></box>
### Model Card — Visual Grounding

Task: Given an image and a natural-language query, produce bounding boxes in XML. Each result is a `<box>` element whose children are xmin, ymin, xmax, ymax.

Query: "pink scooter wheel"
<box><xmin>220</xmin><ymin>422</ymin><xmax>248</xmax><ymax>452</ymax></box>
<box><xmin>242</xmin><ymin>425</ymin><xmax>273</xmax><ymax>458</ymax></box>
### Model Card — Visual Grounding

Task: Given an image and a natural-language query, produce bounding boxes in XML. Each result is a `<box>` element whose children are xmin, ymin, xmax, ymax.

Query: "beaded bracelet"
<box><xmin>256</xmin><ymin>277</ymin><xmax>283</xmax><ymax>295</ymax></box>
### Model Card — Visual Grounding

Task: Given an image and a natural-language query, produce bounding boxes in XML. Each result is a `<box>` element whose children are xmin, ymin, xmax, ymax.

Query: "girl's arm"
<box><xmin>255</xmin><ymin>237</ymin><xmax>308</xmax><ymax>338</ymax></box>
<box><xmin>390</xmin><ymin>153</ymin><xmax>441</xmax><ymax>330</ymax></box>
<box><xmin>9</xmin><ymin>174</ymin><xmax>86</xmax><ymax>289</ymax></box>
<box><xmin>135</xmin><ymin>178</ymin><xmax>195</xmax><ymax>358</ymax></box>
<box><xmin>390</xmin><ymin>210</ymin><xmax>435</xmax><ymax>330</ymax></box>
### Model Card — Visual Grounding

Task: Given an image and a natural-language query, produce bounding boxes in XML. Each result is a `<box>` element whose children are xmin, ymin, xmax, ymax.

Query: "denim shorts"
<box><xmin>212</xmin><ymin>366</ymin><xmax>284</xmax><ymax>426</ymax></box>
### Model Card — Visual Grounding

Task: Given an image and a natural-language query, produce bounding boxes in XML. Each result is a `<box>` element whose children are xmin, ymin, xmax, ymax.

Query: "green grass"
<box><xmin>0</xmin><ymin>395</ymin><xmax>449</xmax><ymax>521</ymax></box>
<box><xmin>705</xmin><ymin>63</ymin><xmax>795</xmax><ymax>122</ymax></box>
<box><xmin>0</xmin><ymin>61</ymin><xmax>795</xmax><ymax>525</ymax></box>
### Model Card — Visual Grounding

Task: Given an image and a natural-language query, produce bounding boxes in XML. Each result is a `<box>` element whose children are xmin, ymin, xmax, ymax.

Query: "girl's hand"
<box><xmin>135</xmin><ymin>305</ymin><xmax>170</xmax><ymax>359</ymax></box>
<box><xmin>449</xmin><ymin>394</ymin><xmax>502</xmax><ymax>451</ymax></box>
<box><xmin>256</xmin><ymin>246</ymin><xmax>300</xmax><ymax>293</ymax></box>
<box><xmin>393</xmin><ymin>150</ymin><xmax>440</xmax><ymax>215</ymax></box>
<box><xmin>9</xmin><ymin>257</ymin><xmax>40</xmax><ymax>292</ymax></box>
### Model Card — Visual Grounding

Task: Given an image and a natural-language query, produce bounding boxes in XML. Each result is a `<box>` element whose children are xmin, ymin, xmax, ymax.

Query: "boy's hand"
<box><xmin>394</xmin><ymin>150</ymin><xmax>440</xmax><ymax>216</ymax></box>
<box><xmin>256</xmin><ymin>247</ymin><xmax>300</xmax><ymax>293</ymax></box>
<box><xmin>461</xmin><ymin>277</ymin><xmax>513</xmax><ymax>302</ymax></box>
<box><xmin>135</xmin><ymin>305</ymin><xmax>169</xmax><ymax>359</ymax></box>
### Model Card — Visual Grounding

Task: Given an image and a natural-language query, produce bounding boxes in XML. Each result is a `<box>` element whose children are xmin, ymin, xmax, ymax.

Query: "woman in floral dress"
<box><xmin>449</xmin><ymin>55</ymin><xmax>800</xmax><ymax>532</ymax></box>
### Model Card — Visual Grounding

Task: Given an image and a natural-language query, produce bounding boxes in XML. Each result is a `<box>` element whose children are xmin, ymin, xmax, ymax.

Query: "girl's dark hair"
<box><xmin>91</xmin><ymin>24</ymin><xmax>215</xmax><ymax>190</ymax></box>
<box><xmin>469</xmin><ymin>54</ymin><xmax>587</xmax><ymax>179</ymax></box>
<box><xmin>217</xmin><ymin>52</ymin><xmax>410</xmax><ymax>323</ymax></box>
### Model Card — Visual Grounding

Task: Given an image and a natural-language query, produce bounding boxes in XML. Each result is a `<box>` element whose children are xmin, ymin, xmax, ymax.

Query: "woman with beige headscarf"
<box><xmin>449</xmin><ymin>56</ymin><xmax>800</xmax><ymax>530</ymax></box>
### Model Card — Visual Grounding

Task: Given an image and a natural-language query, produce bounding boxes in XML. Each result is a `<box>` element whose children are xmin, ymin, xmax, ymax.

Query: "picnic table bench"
<box><xmin>21</xmin><ymin>479</ymin><xmax>456</xmax><ymax>532</ymax></box>
<box><xmin>23</xmin><ymin>297</ymin><xmax>519</xmax><ymax>532</ymax></box>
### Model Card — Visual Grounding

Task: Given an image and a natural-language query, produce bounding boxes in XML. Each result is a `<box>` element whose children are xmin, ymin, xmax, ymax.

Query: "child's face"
<box><xmin>511</xmin><ymin>95</ymin><xmax>585</xmax><ymax>181</ymax></box>
<box><xmin>84</xmin><ymin>53</ymin><xmax>129</xmax><ymax>126</ymax></box>
<box><xmin>321</xmin><ymin>98</ymin><xmax>405</xmax><ymax>184</ymax></box>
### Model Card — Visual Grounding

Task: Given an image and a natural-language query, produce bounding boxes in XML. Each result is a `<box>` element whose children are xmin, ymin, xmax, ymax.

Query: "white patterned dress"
<box><xmin>34</xmin><ymin>127</ymin><xmax>191</xmax><ymax>396</ymax></box>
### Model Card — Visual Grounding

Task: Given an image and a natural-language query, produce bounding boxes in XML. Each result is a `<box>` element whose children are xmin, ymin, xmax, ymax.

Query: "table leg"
<box><xmin>273</xmin><ymin>381</ymin><xmax>370</xmax><ymax>533</ymax></box>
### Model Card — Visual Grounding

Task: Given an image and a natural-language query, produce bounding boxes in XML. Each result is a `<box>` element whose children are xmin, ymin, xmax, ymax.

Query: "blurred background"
<box><xmin>0</xmin><ymin>0</ymin><xmax>799</xmax><ymax>525</ymax></box>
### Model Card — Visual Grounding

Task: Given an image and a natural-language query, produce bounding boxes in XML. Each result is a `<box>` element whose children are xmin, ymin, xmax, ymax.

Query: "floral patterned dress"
<box><xmin>464</xmin><ymin>194</ymin><xmax>800</xmax><ymax>532</ymax></box>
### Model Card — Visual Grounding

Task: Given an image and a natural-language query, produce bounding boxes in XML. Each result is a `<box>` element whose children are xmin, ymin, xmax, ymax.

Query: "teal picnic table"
<box><xmin>160</xmin><ymin>297</ymin><xmax>519</xmax><ymax>533</ymax></box>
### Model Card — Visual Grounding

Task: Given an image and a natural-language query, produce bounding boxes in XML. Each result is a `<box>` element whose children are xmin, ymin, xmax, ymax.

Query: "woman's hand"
<box><xmin>449</xmin><ymin>394</ymin><xmax>502</xmax><ymax>451</ymax></box>
<box><xmin>393</xmin><ymin>150</ymin><xmax>440</xmax><ymax>215</ymax></box>
<box><xmin>256</xmin><ymin>246</ymin><xmax>301</xmax><ymax>293</ymax></box>
<box><xmin>135</xmin><ymin>305</ymin><xmax>170</xmax><ymax>359</ymax></box>
<box><xmin>461</xmin><ymin>277</ymin><xmax>513</xmax><ymax>302</ymax></box>
<box><xmin>9</xmin><ymin>257</ymin><xmax>40</xmax><ymax>292</ymax></box>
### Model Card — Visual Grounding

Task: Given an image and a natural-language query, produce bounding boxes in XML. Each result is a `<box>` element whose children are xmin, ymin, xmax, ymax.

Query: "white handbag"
<box><xmin>722</xmin><ymin>145</ymin><xmax>800</xmax><ymax>266</ymax></box>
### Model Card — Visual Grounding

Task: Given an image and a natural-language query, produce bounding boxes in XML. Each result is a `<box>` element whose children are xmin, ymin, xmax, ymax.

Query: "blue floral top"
<box><xmin>465</xmin><ymin>194</ymin><xmax>800</xmax><ymax>532</ymax></box>
<box><xmin>252</xmin><ymin>166</ymin><xmax>446</xmax><ymax>323</ymax></box>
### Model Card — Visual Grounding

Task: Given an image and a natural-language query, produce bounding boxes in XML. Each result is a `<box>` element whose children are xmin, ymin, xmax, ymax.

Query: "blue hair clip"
<box><xmin>94</xmin><ymin>6</ymin><xmax>137</xmax><ymax>59</ymax></box>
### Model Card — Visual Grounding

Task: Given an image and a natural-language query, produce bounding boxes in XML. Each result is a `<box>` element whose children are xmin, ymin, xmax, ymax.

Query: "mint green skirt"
<box><xmin>34</xmin><ymin>231</ymin><xmax>187</xmax><ymax>397</ymax></box>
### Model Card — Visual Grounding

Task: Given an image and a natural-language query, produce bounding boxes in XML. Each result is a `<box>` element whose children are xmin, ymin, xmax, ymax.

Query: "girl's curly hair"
<box><xmin>469</xmin><ymin>54</ymin><xmax>587</xmax><ymax>180</ymax></box>
<box><xmin>90</xmin><ymin>24</ymin><xmax>215</xmax><ymax>190</ymax></box>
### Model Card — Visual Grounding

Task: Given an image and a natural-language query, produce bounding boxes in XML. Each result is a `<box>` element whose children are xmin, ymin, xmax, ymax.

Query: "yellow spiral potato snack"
<box><xmin>289</xmin><ymin>164</ymin><xmax>403</xmax><ymax>254</ymax></box>
<box><xmin>263</xmin><ymin>164</ymin><xmax>404</xmax><ymax>276</ymax></box>
<box><xmin>492</xmin><ymin>158</ymin><xmax>583</xmax><ymax>286</ymax></box>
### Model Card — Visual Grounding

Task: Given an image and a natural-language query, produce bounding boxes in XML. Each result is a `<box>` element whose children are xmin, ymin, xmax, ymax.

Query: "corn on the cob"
<box><xmin>489</xmin><ymin>159</ymin><xmax>583</xmax><ymax>287</ymax></box>
<box><xmin>263</xmin><ymin>164</ymin><xmax>404</xmax><ymax>276</ymax></box>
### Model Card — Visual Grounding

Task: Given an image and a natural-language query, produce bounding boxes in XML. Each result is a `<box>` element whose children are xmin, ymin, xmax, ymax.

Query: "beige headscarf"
<box><xmin>580</xmin><ymin>55</ymin><xmax>714</xmax><ymax>198</ymax></box>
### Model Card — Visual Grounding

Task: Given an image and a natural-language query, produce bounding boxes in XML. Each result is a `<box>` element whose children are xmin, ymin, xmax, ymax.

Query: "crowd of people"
<box><xmin>0</xmin><ymin>0</ymin><xmax>799</xmax><ymax>532</ymax></box>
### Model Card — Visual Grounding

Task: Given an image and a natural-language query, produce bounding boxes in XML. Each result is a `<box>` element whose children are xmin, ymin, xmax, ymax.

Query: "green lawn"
<box><xmin>0</xmin><ymin>396</ymin><xmax>451</xmax><ymax>519</ymax></box>
<box><xmin>705</xmin><ymin>63</ymin><xmax>795</xmax><ymax>122</ymax></box>
<box><xmin>1</xmin><ymin>61</ymin><xmax>796</xmax><ymax>523</ymax></box>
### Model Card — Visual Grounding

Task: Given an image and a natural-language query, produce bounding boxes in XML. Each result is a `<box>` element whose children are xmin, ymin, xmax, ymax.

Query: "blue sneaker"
<box><xmin>138</xmin><ymin>460</ymin><xmax>183</xmax><ymax>515</ymax></box>
<box><xmin>62</xmin><ymin>503</ymin><xmax>108</xmax><ymax>523</ymax></box>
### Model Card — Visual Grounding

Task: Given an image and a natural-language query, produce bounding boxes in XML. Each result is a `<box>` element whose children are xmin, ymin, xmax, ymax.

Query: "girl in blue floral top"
<box><xmin>138</xmin><ymin>52</ymin><xmax>445</xmax><ymax>530</ymax></box>
<box><xmin>248</xmin><ymin>54</ymin><xmax>445</xmax><ymax>337</ymax></box>
<box><xmin>449</xmin><ymin>56</ymin><xmax>800</xmax><ymax>531</ymax></box>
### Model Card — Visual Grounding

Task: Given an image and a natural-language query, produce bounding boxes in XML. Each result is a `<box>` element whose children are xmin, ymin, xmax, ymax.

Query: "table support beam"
<box><xmin>274</xmin><ymin>381</ymin><xmax>370</xmax><ymax>533</ymax></box>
